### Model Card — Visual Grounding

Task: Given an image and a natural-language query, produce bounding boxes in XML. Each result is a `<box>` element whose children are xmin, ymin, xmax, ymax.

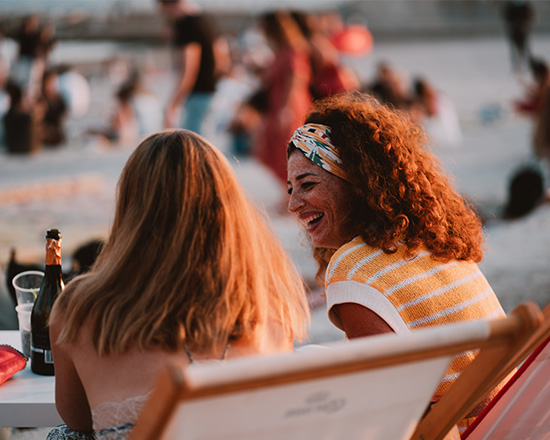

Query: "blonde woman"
<box><xmin>48</xmin><ymin>130</ymin><xmax>310</xmax><ymax>439</ymax></box>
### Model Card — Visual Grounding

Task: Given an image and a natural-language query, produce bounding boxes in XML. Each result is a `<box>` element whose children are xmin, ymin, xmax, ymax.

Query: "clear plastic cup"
<box><xmin>12</xmin><ymin>270</ymin><xmax>44</xmax><ymax>306</ymax></box>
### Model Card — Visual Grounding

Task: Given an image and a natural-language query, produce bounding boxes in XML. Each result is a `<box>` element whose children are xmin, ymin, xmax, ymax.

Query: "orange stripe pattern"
<box><xmin>326</xmin><ymin>236</ymin><xmax>505</xmax><ymax>399</ymax></box>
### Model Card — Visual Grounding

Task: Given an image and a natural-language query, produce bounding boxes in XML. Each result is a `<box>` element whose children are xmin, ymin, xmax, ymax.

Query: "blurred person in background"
<box><xmin>411</xmin><ymin>76</ymin><xmax>462</xmax><ymax>150</ymax></box>
<box><xmin>157</xmin><ymin>0</ymin><xmax>230</xmax><ymax>136</ymax></box>
<box><xmin>85</xmin><ymin>79</ymin><xmax>141</xmax><ymax>148</ymax></box>
<box><xmin>532</xmin><ymin>58</ymin><xmax>550</xmax><ymax>183</ymax></box>
<box><xmin>291</xmin><ymin>10</ymin><xmax>359</xmax><ymax>100</ymax></box>
<box><xmin>12</xmin><ymin>15</ymin><xmax>48</xmax><ymax>101</ymax></box>
<box><xmin>514</xmin><ymin>56</ymin><xmax>549</xmax><ymax>118</ymax></box>
<box><xmin>255</xmin><ymin>10</ymin><xmax>312</xmax><ymax>184</ymax></box>
<box><xmin>502</xmin><ymin>0</ymin><xmax>536</xmax><ymax>73</ymax></box>
<box><xmin>363</xmin><ymin>61</ymin><xmax>410</xmax><ymax>111</ymax></box>
<box><xmin>0</xmin><ymin>28</ymin><xmax>11</xmax><ymax>146</ymax></box>
<box><xmin>3</xmin><ymin>79</ymin><xmax>41</xmax><ymax>154</ymax></box>
<box><xmin>85</xmin><ymin>72</ymin><xmax>162</xmax><ymax>148</ymax></box>
<box><xmin>38</xmin><ymin>68</ymin><xmax>68</xmax><ymax>147</ymax></box>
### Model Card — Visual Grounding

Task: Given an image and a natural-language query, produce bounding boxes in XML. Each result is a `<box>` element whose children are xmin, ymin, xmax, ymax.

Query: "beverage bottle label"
<box><xmin>31</xmin><ymin>347</ymin><xmax>54</xmax><ymax>364</ymax></box>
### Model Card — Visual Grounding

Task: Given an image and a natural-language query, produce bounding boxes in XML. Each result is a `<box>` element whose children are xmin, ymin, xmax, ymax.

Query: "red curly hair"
<box><xmin>297</xmin><ymin>93</ymin><xmax>484</xmax><ymax>284</ymax></box>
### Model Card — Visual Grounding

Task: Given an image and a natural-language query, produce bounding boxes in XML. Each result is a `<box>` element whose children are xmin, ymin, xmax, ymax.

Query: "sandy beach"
<box><xmin>1</xmin><ymin>30</ymin><xmax>550</xmax><ymax>438</ymax></box>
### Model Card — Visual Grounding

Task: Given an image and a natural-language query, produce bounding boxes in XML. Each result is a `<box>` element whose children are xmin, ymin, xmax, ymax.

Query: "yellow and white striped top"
<box><xmin>325</xmin><ymin>235</ymin><xmax>505</xmax><ymax>399</ymax></box>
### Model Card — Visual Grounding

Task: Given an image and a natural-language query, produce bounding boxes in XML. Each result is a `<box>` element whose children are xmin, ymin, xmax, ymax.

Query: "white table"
<box><xmin>0</xmin><ymin>330</ymin><xmax>63</xmax><ymax>427</ymax></box>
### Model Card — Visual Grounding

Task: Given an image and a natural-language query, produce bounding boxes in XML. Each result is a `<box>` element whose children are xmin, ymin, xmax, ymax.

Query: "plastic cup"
<box><xmin>12</xmin><ymin>270</ymin><xmax>43</xmax><ymax>306</ymax></box>
<box><xmin>15</xmin><ymin>303</ymin><xmax>33</xmax><ymax>358</ymax></box>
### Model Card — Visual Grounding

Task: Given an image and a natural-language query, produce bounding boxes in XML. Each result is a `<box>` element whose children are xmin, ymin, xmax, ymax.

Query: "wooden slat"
<box><xmin>411</xmin><ymin>302</ymin><xmax>543</xmax><ymax>440</ymax></box>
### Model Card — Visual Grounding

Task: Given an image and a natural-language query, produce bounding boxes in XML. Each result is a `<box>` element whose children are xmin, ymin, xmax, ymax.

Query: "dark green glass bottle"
<box><xmin>31</xmin><ymin>229</ymin><xmax>64</xmax><ymax>375</ymax></box>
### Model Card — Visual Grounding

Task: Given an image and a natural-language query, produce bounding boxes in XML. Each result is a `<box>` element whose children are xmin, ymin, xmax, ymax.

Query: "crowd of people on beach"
<box><xmin>0</xmin><ymin>15</ymin><xmax>69</xmax><ymax>154</ymax></box>
<box><xmin>0</xmin><ymin>3</ymin><xmax>469</xmax><ymax>168</ymax></box>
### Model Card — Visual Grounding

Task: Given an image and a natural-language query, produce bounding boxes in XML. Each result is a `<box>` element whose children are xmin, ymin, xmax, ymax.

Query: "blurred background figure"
<box><xmin>291</xmin><ymin>10</ymin><xmax>359</xmax><ymax>100</ymax></box>
<box><xmin>532</xmin><ymin>58</ymin><xmax>550</xmax><ymax>180</ymax></box>
<box><xmin>38</xmin><ymin>68</ymin><xmax>68</xmax><ymax>148</ymax></box>
<box><xmin>3</xmin><ymin>79</ymin><xmax>41</xmax><ymax>155</ymax></box>
<box><xmin>66</xmin><ymin>239</ymin><xmax>104</xmax><ymax>282</ymax></box>
<box><xmin>0</xmin><ymin>27</ymin><xmax>12</xmax><ymax>147</ymax></box>
<box><xmin>411</xmin><ymin>76</ymin><xmax>462</xmax><ymax>149</ymax></box>
<box><xmin>502</xmin><ymin>0</ymin><xmax>536</xmax><ymax>73</ymax></box>
<box><xmin>12</xmin><ymin>15</ymin><xmax>48</xmax><ymax>101</ymax></box>
<box><xmin>157</xmin><ymin>0</ymin><xmax>229</xmax><ymax>135</ymax></box>
<box><xmin>514</xmin><ymin>56</ymin><xmax>549</xmax><ymax>118</ymax></box>
<box><xmin>57</xmin><ymin>65</ymin><xmax>91</xmax><ymax>120</ymax></box>
<box><xmin>502</xmin><ymin>165</ymin><xmax>545</xmax><ymax>220</ymax></box>
<box><xmin>255</xmin><ymin>10</ymin><xmax>312</xmax><ymax>184</ymax></box>
<box><xmin>85</xmin><ymin>70</ymin><xmax>162</xmax><ymax>148</ymax></box>
<box><xmin>85</xmin><ymin>78</ymin><xmax>139</xmax><ymax>148</ymax></box>
<box><xmin>363</xmin><ymin>61</ymin><xmax>409</xmax><ymax>110</ymax></box>
<box><xmin>227</xmin><ymin>86</ymin><xmax>267</xmax><ymax>157</ymax></box>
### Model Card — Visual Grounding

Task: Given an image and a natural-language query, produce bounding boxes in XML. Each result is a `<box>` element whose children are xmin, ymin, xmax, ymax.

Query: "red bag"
<box><xmin>0</xmin><ymin>345</ymin><xmax>27</xmax><ymax>386</ymax></box>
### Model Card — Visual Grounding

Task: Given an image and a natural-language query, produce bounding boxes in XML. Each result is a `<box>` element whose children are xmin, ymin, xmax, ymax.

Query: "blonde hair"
<box><xmin>53</xmin><ymin>130</ymin><xmax>309</xmax><ymax>356</ymax></box>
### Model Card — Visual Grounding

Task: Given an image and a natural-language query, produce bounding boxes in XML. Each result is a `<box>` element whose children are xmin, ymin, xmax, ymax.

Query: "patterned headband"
<box><xmin>289</xmin><ymin>123</ymin><xmax>349</xmax><ymax>181</ymax></box>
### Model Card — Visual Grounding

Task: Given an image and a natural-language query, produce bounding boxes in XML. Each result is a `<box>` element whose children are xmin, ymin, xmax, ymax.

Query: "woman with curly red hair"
<box><xmin>286</xmin><ymin>92</ymin><xmax>505</xmax><ymax>433</ymax></box>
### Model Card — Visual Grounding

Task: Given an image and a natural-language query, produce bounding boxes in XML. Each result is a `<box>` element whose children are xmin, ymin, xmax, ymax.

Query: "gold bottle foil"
<box><xmin>45</xmin><ymin>237</ymin><xmax>62</xmax><ymax>266</ymax></box>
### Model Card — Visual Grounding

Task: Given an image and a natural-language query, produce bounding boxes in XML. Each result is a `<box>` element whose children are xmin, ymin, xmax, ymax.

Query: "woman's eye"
<box><xmin>302</xmin><ymin>182</ymin><xmax>316</xmax><ymax>190</ymax></box>
<box><xmin>287</xmin><ymin>187</ymin><xmax>293</xmax><ymax>195</ymax></box>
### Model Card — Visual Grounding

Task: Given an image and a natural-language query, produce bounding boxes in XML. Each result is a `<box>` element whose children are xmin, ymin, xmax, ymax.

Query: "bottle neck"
<box><xmin>45</xmin><ymin>238</ymin><xmax>62</xmax><ymax>266</ymax></box>
<box><xmin>44</xmin><ymin>264</ymin><xmax>62</xmax><ymax>278</ymax></box>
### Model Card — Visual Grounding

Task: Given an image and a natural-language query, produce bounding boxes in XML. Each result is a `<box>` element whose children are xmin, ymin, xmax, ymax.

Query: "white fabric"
<box><xmin>153</xmin><ymin>320</ymin><xmax>493</xmax><ymax>440</ymax></box>
<box><xmin>465</xmin><ymin>339</ymin><xmax>550</xmax><ymax>439</ymax></box>
<box><xmin>423</xmin><ymin>94</ymin><xmax>462</xmax><ymax>150</ymax></box>
<box><xmin>326</xmin><ymin>280</ymin><xmax>409</xmax><ymax>334</ymax></box>
<box><xmin>92</xmin><ymin>393</ymin><xmax>150</xmax><ymax>431</ymax></box>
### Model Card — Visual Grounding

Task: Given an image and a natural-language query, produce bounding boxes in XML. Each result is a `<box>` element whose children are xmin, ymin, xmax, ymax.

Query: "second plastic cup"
<box><xmin>15</xmin><ymin>303</ymin><xmax>33</xmax><ymax>358</ymax></box>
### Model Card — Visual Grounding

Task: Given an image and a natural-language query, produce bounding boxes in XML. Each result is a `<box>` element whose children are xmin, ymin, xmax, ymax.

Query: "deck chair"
<box><xmin>413</xmin><ymin>303</ymin><xmax>550</xmax><ymax>440</ymax></box>
<box><xmin>460</xmin><ymin>303</ymin><xmax>550</xmax><ymax>439</ymax></box>
<box><xmin>129</xmin><ymin>303</ymin><xmax>542</xmax><ymax>440</ymax></box>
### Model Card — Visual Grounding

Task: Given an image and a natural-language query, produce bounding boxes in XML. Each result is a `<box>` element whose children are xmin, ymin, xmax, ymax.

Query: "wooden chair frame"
<box><xmin>460</xmin><ymin>303</ymin><xmax>550</xmax><ymax>439</ymax></box>
<box><xmin>129</xmin><ymin>302</ymin><xmax>543</xmax><ymax>440</ymax></box>
<box><xmin>412</xmin><ymin>302</ymin><xmax>549</xmax><ymax>440</ymax></box>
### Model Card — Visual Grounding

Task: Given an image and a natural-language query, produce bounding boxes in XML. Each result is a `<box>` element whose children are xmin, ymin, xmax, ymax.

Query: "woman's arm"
<box><xmin>50</xmin><ymin>315</ymin><xmax>94</xmax><ymax>431</ymax></box>
<box><xmin>331</xmin><ymin>302</ymin><xmax>394</xmax><ymax>339</ymax></box>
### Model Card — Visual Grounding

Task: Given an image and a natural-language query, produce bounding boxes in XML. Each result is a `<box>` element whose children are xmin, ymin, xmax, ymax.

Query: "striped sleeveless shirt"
<box><xmin>325</xmin><ymin>236</ymin><xmax>505</xmax><ymax>400</ymax></box>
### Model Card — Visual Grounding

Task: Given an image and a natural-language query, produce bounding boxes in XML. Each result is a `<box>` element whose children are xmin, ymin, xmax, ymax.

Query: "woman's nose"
<box><xmin>287</xmin><ymin>191</ymin><xmax>303</xmax><ymax>213</ymax></box>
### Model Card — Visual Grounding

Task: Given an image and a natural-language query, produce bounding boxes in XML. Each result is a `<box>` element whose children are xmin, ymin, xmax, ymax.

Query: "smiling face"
<box><xmin>287</xmin><ymin>150</ymin><xmax>354</xmax><ymax>250</ymax></box>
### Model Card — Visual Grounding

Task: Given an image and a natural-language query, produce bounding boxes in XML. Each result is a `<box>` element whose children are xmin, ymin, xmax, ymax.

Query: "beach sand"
<box><xmin>2</xmin><ymin>32</ymin><xmax>550</xmax><ymax>438</ymax></box>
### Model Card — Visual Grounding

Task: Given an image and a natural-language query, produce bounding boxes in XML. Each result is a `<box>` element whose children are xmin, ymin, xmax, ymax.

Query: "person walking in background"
<box><xmin>502</xmin><ymin>0</ymin><xmax>536</xmax><ymax>73</ymax></box>
<box><xmin>46</xmin><ymin>129</ymin><xmax>310</xmax><ymax>439</ymax></box>
<box><xmin>291</xmin><ymin>10</ymin><xmax>359</xmax><ymax>100</ymax></box>
<box><xmin>255</xmin><ymin>10</ymin><xmax>312</xmax><ymax>183</ymax></box>
<box><xmin>12</xmin><ymin>15</ymin><xmax>48</xmax><ymax>101</ymax></box>
<box><xmin>157</xmin><ymin>0</ymin><xmax>229</xmax><ymax>136</ymax></box>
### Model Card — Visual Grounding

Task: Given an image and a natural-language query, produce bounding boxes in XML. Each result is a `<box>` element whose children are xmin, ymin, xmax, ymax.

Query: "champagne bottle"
<box><xmin>31</xmin><ymin>229</ymin><xmax>64</xmax><ymax>375</ymax></box>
